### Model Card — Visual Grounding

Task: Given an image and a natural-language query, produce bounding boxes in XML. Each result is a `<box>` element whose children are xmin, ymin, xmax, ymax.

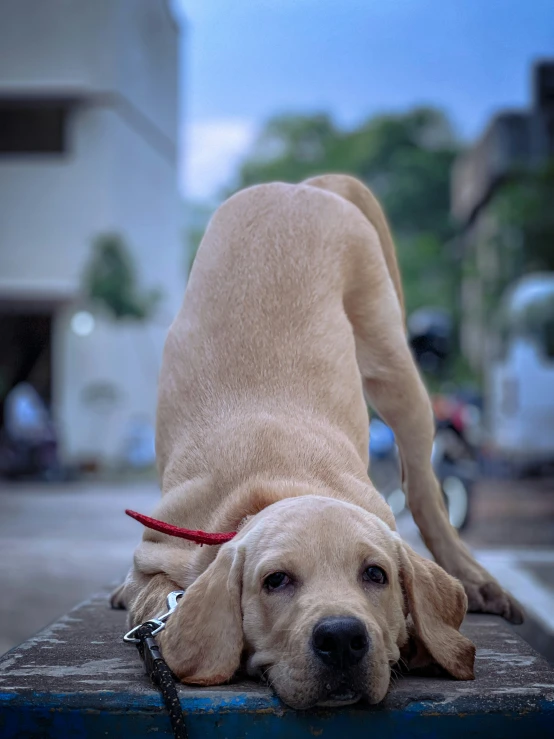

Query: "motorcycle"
<box><xmin>369</xmin><ymin>396</ymin><xmax>479</xmax><ymax>530</ymax></box>
<box><xmin>431</xmin><ymin>392</ymin><xmax>482</xmax><ymax>529</ymax></box>
<box><xmin>368</xmin><ymin>418</ymin><xmax>405</xmax><ymax>518</ymax></box>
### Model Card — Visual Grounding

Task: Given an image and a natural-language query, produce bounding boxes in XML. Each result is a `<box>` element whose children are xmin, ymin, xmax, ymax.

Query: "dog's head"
<box><xmin>160</xmin><ymin>496</ymin><xmax>475</xmax><ymax>708</ymax></box>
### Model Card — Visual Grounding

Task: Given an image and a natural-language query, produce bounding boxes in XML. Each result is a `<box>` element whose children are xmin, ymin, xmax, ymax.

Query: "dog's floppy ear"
<box><xmin>398</xmin><ymin>543</ymin><xmax>475</xmax><ymax>680</ymax></box>
<box><xmin>160</xmin><ymin>542</ymin><xmax>245</xmax><ymax>685</ymax></box>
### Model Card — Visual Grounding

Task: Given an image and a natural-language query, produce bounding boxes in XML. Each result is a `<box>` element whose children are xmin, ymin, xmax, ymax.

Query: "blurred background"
<box><xmin>0</xmin><ymin>0</ymin><xmax>553</xmax><ymax>662</ymax></box>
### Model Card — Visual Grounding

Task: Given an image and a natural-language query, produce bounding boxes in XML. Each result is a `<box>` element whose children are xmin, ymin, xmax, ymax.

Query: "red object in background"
<box><xmin>432</xmin><ymin>394</ymin><xmax>465</xmax><ymax>433</ymax></box>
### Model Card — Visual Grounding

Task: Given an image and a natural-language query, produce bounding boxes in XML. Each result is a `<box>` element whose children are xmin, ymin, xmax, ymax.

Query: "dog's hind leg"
<box><xmin>348</xmin><ymin>271</ymin><xmax>523</xmax><ymax>624</ymax></box>
<box><xmin>304</xmin><ymin>173</ymin><xmax>523</xmax><ymax>623</ymax></box>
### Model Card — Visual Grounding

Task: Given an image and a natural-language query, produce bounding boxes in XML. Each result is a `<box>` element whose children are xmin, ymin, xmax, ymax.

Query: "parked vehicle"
<box><xmin>431</xmin><ymin>391</ymin><xmax>481</xmax><ymax>529</ymax></box>
<box><xmin>369</xmin><ymin>299</ymin><xmax>481</xmax><ymax>530</ymax></box>
<box><xmin>488</xmin><ymin>273</ymin><xmax>554</xmax><ymax>475</ymax></box>
<box><xmin>368</xmin><ymin>418</ymin><xmax>405</xmax><ymax>517</ymax></box>
<box><xmin>366</xmin><ymin>303</ymin><xmax>489</xmax><ymax>528</ymax></box>
<box><xmin>407</xmin><ymin>307</ymin><xmax>453</xmax><ymax>378</ymax></box>
<box><xmin>369</xmin><ymin>399</ymin><xmax>477</xmax><ymax>530</ymax></box>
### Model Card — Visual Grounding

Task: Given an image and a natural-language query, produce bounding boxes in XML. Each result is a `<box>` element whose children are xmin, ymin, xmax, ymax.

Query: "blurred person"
<box><xmin>0</xmin><ymin>382</ymin><xmax>59</xmax><ymax>480</ymax></box>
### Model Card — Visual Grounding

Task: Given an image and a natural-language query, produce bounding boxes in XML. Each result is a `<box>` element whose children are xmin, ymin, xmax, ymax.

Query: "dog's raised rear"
<box><xmin>118</xmin><ymin>174</ymin><xmax>522</xmax><ymax>710</ymax></box>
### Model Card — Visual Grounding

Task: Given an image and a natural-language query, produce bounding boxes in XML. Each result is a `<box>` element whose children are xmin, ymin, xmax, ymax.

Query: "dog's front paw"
<box><xmin>465</xmin><ymin>580</ymin><xmax>524</xmax><ymax>624</ymax></box>
<box><xmin>110</xmin><ymin>582</ymin><xmax>127</xmax><ymax>610</ymax></box>
<box><xmin>461</xmin><ymin>567</ymin><xmax>524</xmax><ymax>624</ymax></box>
<box><xmin>441</xmin><ymin>547</ymin><xmax>524</xmax><ymax>624</ymax></box>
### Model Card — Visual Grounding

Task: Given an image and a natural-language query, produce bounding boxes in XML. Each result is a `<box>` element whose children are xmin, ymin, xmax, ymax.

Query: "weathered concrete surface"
<box><xmin>0</xmin><ymin>595</ymin><xmax>553</xmax><ymax>737</ymax></box>
<box><xmin>0</xmin><ymin>480</ymin><xmax>159</xmax><ymax>655</ymax></box>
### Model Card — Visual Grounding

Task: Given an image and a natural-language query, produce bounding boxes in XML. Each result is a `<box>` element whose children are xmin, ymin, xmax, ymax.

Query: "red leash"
<box><xmin>125</xmin><ymin>509</ymin><xmax>237</xmax><ymax>546</ymax></box>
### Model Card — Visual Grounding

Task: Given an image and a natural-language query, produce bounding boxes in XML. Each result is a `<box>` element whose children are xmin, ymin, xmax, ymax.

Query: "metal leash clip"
<box><xmin>123</xmin><ymin>590</ymin><xmax>185</xmax><ymax>643</ymax></box>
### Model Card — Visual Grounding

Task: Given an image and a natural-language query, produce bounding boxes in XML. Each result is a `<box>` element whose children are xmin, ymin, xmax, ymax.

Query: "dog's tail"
<box><xmin>303</xmin><ymin>174</ymin><xmax>405</xmax><ymax>325</ymax></box>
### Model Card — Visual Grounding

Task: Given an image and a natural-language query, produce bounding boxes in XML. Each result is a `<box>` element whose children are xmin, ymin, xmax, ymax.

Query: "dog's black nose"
<box><xmin>312</xmin><ymin>617</ymin><xmax>369</xmax><ymax>668</ymax></box>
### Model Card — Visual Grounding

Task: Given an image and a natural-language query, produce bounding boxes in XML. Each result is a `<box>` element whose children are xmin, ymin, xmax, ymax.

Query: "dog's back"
<box><xmin>156</xmin><ymin>180</ymin><xmax>399</xmax><ymax>497</ymax></box>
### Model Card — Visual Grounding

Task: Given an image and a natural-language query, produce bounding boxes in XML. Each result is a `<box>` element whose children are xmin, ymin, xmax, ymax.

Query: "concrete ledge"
<box><xmin>1</xmin><ymin>595</ymin><xmax>554</xmax><ymax>737</ymax></box>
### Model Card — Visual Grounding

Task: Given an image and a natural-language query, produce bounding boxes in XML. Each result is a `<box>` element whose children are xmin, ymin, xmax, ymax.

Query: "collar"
<box><xmin>126</xmin><ymin>509</ymin><xmax>237</xmax><ymax>546</ymax></box>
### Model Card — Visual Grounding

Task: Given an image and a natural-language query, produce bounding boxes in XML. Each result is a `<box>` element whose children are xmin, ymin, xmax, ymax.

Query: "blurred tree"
<box><xmin>467</xmin><ymin>160</ymin><xmax>554</xmax><ymax>328</ymax></box>
<box><xmin>83</xmin><ymin>234</ymin><xmax>162</xmax><ymax>320</ymax></box>
<box><xmin>185</xmin><ymin>201</ymin><xmax>216</xmax><ymax>274</ymax></box>
<box><xmin>228</xmin><ymin>107</ymin><xmax>460</xmax><ymax>316</ymax></box>
<box><xmin>494</xmin><ymin>160</ymin><xmax>554</xmax><ymax>273</ymax></box>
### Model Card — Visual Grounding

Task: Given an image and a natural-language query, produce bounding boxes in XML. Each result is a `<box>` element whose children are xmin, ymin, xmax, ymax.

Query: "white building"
<box><xmin>0</xmin><ymin>0</ymin><xmax>185</xmax><ymax>467</ymax></box>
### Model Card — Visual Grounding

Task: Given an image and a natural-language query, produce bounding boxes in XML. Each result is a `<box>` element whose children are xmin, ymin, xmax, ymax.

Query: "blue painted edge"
<box><xmin>1</xmin><ymin>690</ymin><xmax>554</xmax><ymax>717</ymax></box>
<box><xmin>2</xmin><ymin>693</ymin><xmax>554</xmax><ymax>739</ymax></box>
<box><xmin>0</xmin><ymin>690</ymin><xmax>281</xmax><ymax>714</ymax></box>
<box><xmin>1</xmin><ymin>698</ymin><xmax>554</xmax><ymax>739</ymax></box>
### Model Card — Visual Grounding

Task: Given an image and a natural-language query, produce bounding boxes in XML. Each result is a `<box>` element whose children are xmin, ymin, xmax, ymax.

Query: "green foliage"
<box><xmin>187</xmin><ymin>225</ymin><xmax>205</xmax><ymax>274</ymax></box>
<box><xmin>185</xmin><ymin>201</ymin><xmax>216</xmax><ymax>274</ymax></box>
<box><xmin>229</xmin><ymin>107</ymin><xmax>460</xmax><ymax>317</ymax></box>
<box><xmin>83</xmin><ymin>234</ymin><xmax>161</xmax><ymax>320</ymax></box>
<box><xmin>397</xmin><ymin>233</ymin><xmax>458</xmax><ymax>316</ymax></box>
<box><xmin>493</xmin><ymin>160</ymin><xmax>554</xmax><ymax>273</ymax></box>
<box><xmin>470</xmin><ymin>159</ymin><xmax>554</xmax><ymax>334</ymax></box>
<box><xmin>236</xmin><ymin>113</ymin><xmax>339</xmax><ymax>187</ymax></box>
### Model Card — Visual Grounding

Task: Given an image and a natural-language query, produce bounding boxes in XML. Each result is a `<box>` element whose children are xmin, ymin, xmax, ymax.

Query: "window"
<box><xmin>0</xmin><ymin>103</ymin><xmax>68</xmax><ymax>153</ymax></box>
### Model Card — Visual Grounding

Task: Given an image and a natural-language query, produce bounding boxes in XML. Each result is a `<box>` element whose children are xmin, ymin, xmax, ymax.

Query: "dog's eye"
<box><xmin>363</xmin><ymin>566</ymin><xmax>388</xmax><ymax>585</ymax></box>
<box><xmin>263</xmin><ymin>572</ymin><xmax>291</xmax><ymax>591</ymax></box>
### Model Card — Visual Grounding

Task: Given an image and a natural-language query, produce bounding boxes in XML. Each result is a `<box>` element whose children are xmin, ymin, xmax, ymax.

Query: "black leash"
<box><xmin>135</xmin><ymin>622</ymin><xmax>188</xmax><ymax>739</ymax></box>
<box><xmin>124</xmin><ymin>591</ymin><xmax>187</xmax><ymax>739</ymax></box>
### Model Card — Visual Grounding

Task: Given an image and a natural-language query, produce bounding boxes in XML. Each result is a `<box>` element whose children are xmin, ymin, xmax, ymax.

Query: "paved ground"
<box><xmin>0</xmin><ymin>481</ymin><xmax>159</xmax><ymax>656</ymax></box>
<box><xmin>1</xmin><ymin>477</ymin><xmax>553</xmax><ymax>658</ymax></box>
<box><xmin>464</xmin><ymin>476</ymin><xmax>554</xmax><ymax>547</ymax></box>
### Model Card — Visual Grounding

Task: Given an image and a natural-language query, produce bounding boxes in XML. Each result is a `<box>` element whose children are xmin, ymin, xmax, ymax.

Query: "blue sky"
<box><xmin>174</xmin><ymin>0</ymin><xmax>554</xmax><ymax>200</ymax></box>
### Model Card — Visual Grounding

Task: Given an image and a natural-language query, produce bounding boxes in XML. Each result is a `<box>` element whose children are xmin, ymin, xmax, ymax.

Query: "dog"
<box><xmin>114</xmin><ymin>174</ymin><xmax>523</xmax><ymax>709</ymax></box>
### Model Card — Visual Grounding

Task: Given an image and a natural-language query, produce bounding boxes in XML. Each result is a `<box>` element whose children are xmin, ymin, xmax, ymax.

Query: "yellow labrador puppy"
<box><xmin>115</xmin><ymin>175</ymin><xmax>523</xmax><ymax>709</ymax></box>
